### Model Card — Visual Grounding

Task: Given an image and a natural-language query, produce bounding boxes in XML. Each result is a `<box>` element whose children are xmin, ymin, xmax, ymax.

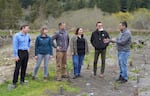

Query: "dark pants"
<box><xmin>13</xmin><ymin>50</ymin><xmax>29</xmax><ymax>84</ymax></box>
<box><xmin>93</xmin><ymin>49</ymin><xmax>106</xmax><ymax>75</ymax></box>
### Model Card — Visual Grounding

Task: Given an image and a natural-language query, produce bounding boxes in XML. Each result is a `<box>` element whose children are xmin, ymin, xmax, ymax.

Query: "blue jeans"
<box><xmin>118</xmin><ymin>51</ymin><xmax>130</xmax><ymax>80</ymax></box>
<box><xmin>33</xmin><ymin>54</ymin><xmax>50</xmax><ymax>77</ymax></box>
<box><xmin>72</xmin><ymin>55</ymin><xmax>85</xmax><ymax>76</ymax></box>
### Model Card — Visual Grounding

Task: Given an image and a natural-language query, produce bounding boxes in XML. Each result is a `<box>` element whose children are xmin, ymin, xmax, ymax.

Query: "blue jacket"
<box><xmin>35</xmin><ymin>35</ymin><xmax>53</xmax><ymax>56</ymax></box>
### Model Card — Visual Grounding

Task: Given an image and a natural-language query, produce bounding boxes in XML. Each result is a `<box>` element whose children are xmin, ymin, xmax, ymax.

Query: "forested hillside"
<box><xmin>0</xmin><ymin>0</ymin><xmax>150</xmax><ymax>29</ymax></box>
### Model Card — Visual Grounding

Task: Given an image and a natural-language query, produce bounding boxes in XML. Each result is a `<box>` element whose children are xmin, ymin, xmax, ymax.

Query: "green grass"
<box><xmin>0</xmin><ymin>64</ymin><xmax>80</xmax><ymax>96</ymax></box>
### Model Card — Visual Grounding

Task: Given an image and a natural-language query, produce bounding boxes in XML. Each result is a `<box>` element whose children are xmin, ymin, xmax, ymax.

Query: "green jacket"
<box><xmin>70</xmin><ymin>35</ymin><xmax>89</xmax><ymax>55</ymax></box>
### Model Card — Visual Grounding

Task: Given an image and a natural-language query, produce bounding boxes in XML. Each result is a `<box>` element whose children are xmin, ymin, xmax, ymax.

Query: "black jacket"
<box><xmin>90</xmin><ymin>29</ymin><xmax>110</xmax><ymax>50</ymax></box>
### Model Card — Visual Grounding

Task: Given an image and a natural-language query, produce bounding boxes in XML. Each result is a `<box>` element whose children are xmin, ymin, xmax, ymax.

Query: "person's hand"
<box><xmin>50</xmin><ymin>55</ymin><xmax>55</xmax><ymax>61</ymax></box>
<box><xmin>49</xmin><ymin>55</ymin><xmax>53</xmax><ymax>59</ymax></box>
<box><xmin>15</xmin><ymin>57</ymin><xmax>19</xmax><ymax>62</ymax></box>
<box><xmin>35</xmin><ymin>56</ymin><xmax>38</xmax><ymax>60</ymax></box>
<box><xmin>56</xmin><ymin>46</ymin><xmax>61</xmax><ymax>51</ymax></box>
<box><xmin>103</xmin><ymin>38</ymin><xmax>110</xmax><ymax>43</ymax></box>
<box><xmin>109</xmin><ymin>38</ymin><xmax>116</xmax><ymax>43</ymax></box>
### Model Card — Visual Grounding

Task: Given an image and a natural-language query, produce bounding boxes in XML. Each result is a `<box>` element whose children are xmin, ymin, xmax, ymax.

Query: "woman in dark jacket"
<box><xmin>70</xmin><ymin>27</ymin><xmax>89</xmax><ymax>79</ymax></box>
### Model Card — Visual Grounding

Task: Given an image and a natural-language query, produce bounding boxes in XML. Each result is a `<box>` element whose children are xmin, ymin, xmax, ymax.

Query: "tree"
<box><xmin>98</xmin><ymin>0</ymin><xmax>120</xmax><ymax>13</ymax></box>
<box><xmin>87</xmin><ymin>0</ymin><xmax>96</xmax><ymax>8</ymax></box>
<box><xmin>19</xmin><ymin>0</ymin><xmax>35</xmax><ymax>9</ymax></box>
<box><xmin>0</xmin><ymin>0</ymin><xmax>22</xmax><ymax>29</ymax></box>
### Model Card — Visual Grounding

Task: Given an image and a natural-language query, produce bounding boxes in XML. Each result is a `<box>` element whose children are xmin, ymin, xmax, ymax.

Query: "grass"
<box><xmin>0</xmin><ymin>64</ymin><xmax>80</xmax><ymax>96</ymax></box>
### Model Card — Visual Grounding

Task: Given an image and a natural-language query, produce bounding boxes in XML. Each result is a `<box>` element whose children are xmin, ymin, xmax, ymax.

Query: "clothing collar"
<box><xmin>121</xmin><ymin>28</ymin><xmax>127</xmax><ymax>33</ymax></box>
<box><xmin>96</xmin><ymin>28</ymin><xmax>104</xmax><ymax>32</ymax></box>
<box><xmin>19</xmin><ymin>31</ymin><xmax>27</xmax><ymax>36</ymax></box>
<box><xmin>39</xmin><ymin>34</ymin><xmax>48</xmax><ymax>37</ymax></box>
<box><xmin>59</xmin><ymin>29</ymin><xmax>66</xmax><ymax>34</ymax></box>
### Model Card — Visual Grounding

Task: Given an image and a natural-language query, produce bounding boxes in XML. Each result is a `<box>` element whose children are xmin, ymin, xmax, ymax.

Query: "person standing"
<box><xmin>109</xmin><ymin>21</ymin><xmax>132</xmax><ymax>83</ymax></box>
<box><xmin>32</xmin><ymin>26</ymin><xmax>53</xmax><ymax>82</ymax></box>
<box><xmin>70</xmin><ymin>28</ymin><xmax>89</xmax><ymax>79</ymax></box>
<box><xmin>12</xmin><ymin>24</ymin><xmax>31</xmax><ymax>87</ymax></box>
<box><xmin>52</xmin><ymin>22</ymin><xmax>69</xmax><ymax>81</ymax></box>
<box><xmin>90</xmin><ymin>22</ymin><xmax>110</xmax><ymax>78</ymax></box>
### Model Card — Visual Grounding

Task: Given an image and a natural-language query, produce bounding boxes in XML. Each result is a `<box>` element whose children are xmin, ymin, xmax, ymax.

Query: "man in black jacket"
<box><xmin>90</xmin><ymin>22</ymin><xmax>110</xmax><ymax>78</ymax></box>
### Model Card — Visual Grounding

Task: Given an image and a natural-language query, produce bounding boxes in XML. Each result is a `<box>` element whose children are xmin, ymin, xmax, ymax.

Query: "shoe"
<box><xmin>116</xmin><ymin>75</ymin><xmax>123</xmax><ymax>82</ymax></box>
<box><xmin>8</xmin><ymin>84</ymin><xmax>16</xmax><ymax>91</ymax></box>
<box><xmin>61</xmin><ymin>75</ymin><xmax>69</xmax><ymax>78</ymax></box>
<box><xmin>120</xmin><ymin>79</ymin><xmax>128</xmax><ymax>84</ymax></box>
<box><xmin>20</xmin><ymin>80</ymin><xmax>28</xmax><ymax>85</ymax></box>
<box><xmin>32</xmin><ymin>76</ymin><xmax>35</xmax><ymax>80</ymax></box>
<box><xmin>78</xmin><ymin>74</ymin><xmax>82</xmax><ymax>77</ymax></box>
<box><xmin>43</xmin><ymin>77</ymin><xmax>47</xmax><ymax>82</ymax></box>
<box><xmin>99</xmin><ymin>74</ymin><xmax>104</xmax><ymax>78</ymax></box>
<box><xmin>72</xmin><ymin>76</ymin><xmax>78</xmax><ymax>79</ymax></box>
<box><xmin>56</xmin><ymin>77</ymin><xmax>62</xmax><ymax>81</ymax></box>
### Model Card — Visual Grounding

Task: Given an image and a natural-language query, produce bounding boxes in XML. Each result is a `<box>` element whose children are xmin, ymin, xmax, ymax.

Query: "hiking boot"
<box><xmin>43</xmin><ymin>77</ymin><xmax>47</xmax><ymax>82</ymax></box>
<box><xmin>99</xmin><ymin>74</ymin><xmax>104</xmax><ymax>78</ymax></box>
<box><xmin>56</xmin><ymin>77</ymin><xmax>62</xmax><ymax>81</ymax></box>
<box><xmin>8</xmin><ymin>83</ymin><xmax>16</xmax><ymax>91</ymax></box>
<box><xmin>61</xmin><ymin>75</ymin><xmax>69</xmax><ymax>78</ymax></box>
<box><xmin>20</xmin><ymin>80</ymin><xmax>28</xmax><ymax>85</ymax></box>
<box><xmin>32</xmin><ymin>76</ymin><xmax>35</xmax><ymax>80</ymax></box>
<box><xmin>116</xmin><ymin>75</ymin><xmax>123</xmax><ymax>82</ymax></box>
<box><xmin>72</xmin><ymin>76</ymin><xmax>78</xmax><ymax>79</ymax></box>
<box><xmin>120</xmin><ymin>79</ymin><xmax>128</xmax><ymax>84</ymax></box>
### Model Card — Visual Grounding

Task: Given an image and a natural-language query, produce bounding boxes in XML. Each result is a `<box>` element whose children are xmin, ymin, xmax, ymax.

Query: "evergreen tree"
<box><xmin>0</xmin><ymin>0</ymin><xmax>22</xmax><ymax>29</ymax></box>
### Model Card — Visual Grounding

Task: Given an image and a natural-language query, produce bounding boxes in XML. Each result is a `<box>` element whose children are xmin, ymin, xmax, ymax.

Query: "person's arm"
<box><xmin>35</xmin><ymin>37</ymin><xmax>39</xmax><ymax>56</ymax></box>
<box><xmin>51</xmin><ymin>32</ymin><xmax>58</xmax><ymax>48</ymax></box>
<box><xmin>70</xmin><ymin>36</ymin><xmax>74</xmax><ymax>54</ymax></box>
<box><xmin>90</xmin><ymin>32</ymin><xmax>94</xmax><ymax>47</ymax></box>
<box><xmin>85</xmin><ymin>37</ymin><xmax>89</xmax><ymax>54</ymax></box>
<box><xmin>67</xmin><ymin>33</ymin><xmax>70</xmax><ymax>49</ymax></box>
<box><xmin>116</xmin><ymin>33</ymin><xmax>130</xmax><ymax>45</ymax></box>
<box><xmin>13</xmin><ymin>35</ymin><xmax>19</xmax><ymax>58</ymax></box>
<box><xmin>13</xmin><ymin>34</ymin><xmax>20</xmax><ymax>62</ymax></box>
<box><xmin>28</xmin><ymin>35</ymin><xmax>31</xmax><ymax>51</ymax></box>
<box><xmin>49</xmin><ymin>37</ymin><xmax>53</xmax><ymax>55</ymax></box>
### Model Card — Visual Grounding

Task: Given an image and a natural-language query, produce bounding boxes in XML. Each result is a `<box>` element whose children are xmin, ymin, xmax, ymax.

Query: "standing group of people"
<box><xmin>11</xmin><ymin>21</ymin><xmax>131</xmax><ymax>88</ymax></box>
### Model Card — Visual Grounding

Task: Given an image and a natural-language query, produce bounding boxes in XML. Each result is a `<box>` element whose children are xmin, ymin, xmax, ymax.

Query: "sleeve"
<box><xmin>70</xmin><ymin>36</ymin><xmax>74</xmax><ymax>53</ymax></box>
<box><xmin>49</xmin><ymin>37</ymin><xmax>53</xmax><ymax>55</ymax></box>
<box><xmin>13</xmin><ymin>35</ymin><xmax>19</xmax><ymax>57</ymax></box>
<box><xmin>116</xmin><ymin>33</ymin><xmax>130</xmax><ymax>46</ymax></box>
<box><xmin>106</xmin><ymin>31</ymin><xmax>110</xmax><ymax>39</ymax></box>
<box><xmin>85</xmin><ymin>37</ymin><xmax>89</xmax><ymax>54</ymax></box>
<box><xmin>35</xmin><ymin>37</ymin><xmax>39</xmax><ymax>56</ymax></box>
<box><xmin>51</xmin><ymin>32</ymin><xmax>58</xmax><ymax>48</ymax></box>
<box><xmin>67</xmin><ymin>33</ymin><xmax>70</xmax><ymax>49</ymax></box>
<box><xmin>90</xmin><ymin>32</ymin><xmax>94</xmax><ymax>47</ymax></box>
<box><xmin>28</xmin><ymin>35</ymin><xmax>31</xmax><ymax>49</ymax></box>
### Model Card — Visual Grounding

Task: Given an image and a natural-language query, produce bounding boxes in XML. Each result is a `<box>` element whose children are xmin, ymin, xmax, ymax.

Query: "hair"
<box><xmin>20</xmin><ymin>24</ymin><xmax>29</xmax><ymax>30</ymax></box>
<box><xmin>120</xmin><ymin>21</ymin><xmax>127</xmax><ymax>28</ymax></box>
<box><xmin>96</xmin><ymin>21</ymin><xmax>102</xmax><ymax>26</ymax></box>
<box><xmin>75</xmin><ymin>27</ymin><xmax>81</xmax><ymax>35</ymax></box>
<box><xmin>58</xmin><ymin>22</ymin><xmax>65</xmax><ymax>27</ymax></box>
<box><xmin>40</xmin><ymin>26</ymin><xmax>48</xmax><ymax>33</ymax></box>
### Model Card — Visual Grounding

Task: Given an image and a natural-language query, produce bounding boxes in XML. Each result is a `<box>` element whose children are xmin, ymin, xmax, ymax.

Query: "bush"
<box><xmin>112</xmin><ymin>11</ymin><xmax>134</xmax><ymax>22</ymax></box>
<box><xmin>132</xmin><ymin>8</ymin><xmax>150</xmax><ymax>30</ymax></box>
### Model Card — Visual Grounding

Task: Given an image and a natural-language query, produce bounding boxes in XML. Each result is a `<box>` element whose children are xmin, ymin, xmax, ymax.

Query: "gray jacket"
<box><xmin>116</xmin><ymin>28</ymin><xmax>132</xmax><ymax>52</ymax></box>
<box><xmin>52</xmin><ymin>29</ymin><xmax>69</xmax><ymax>52</ymax></box>
<box><xmin>70</xmin><ymin>35</ymin><xmax>89</xmax><ymax>55</ymax></box>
